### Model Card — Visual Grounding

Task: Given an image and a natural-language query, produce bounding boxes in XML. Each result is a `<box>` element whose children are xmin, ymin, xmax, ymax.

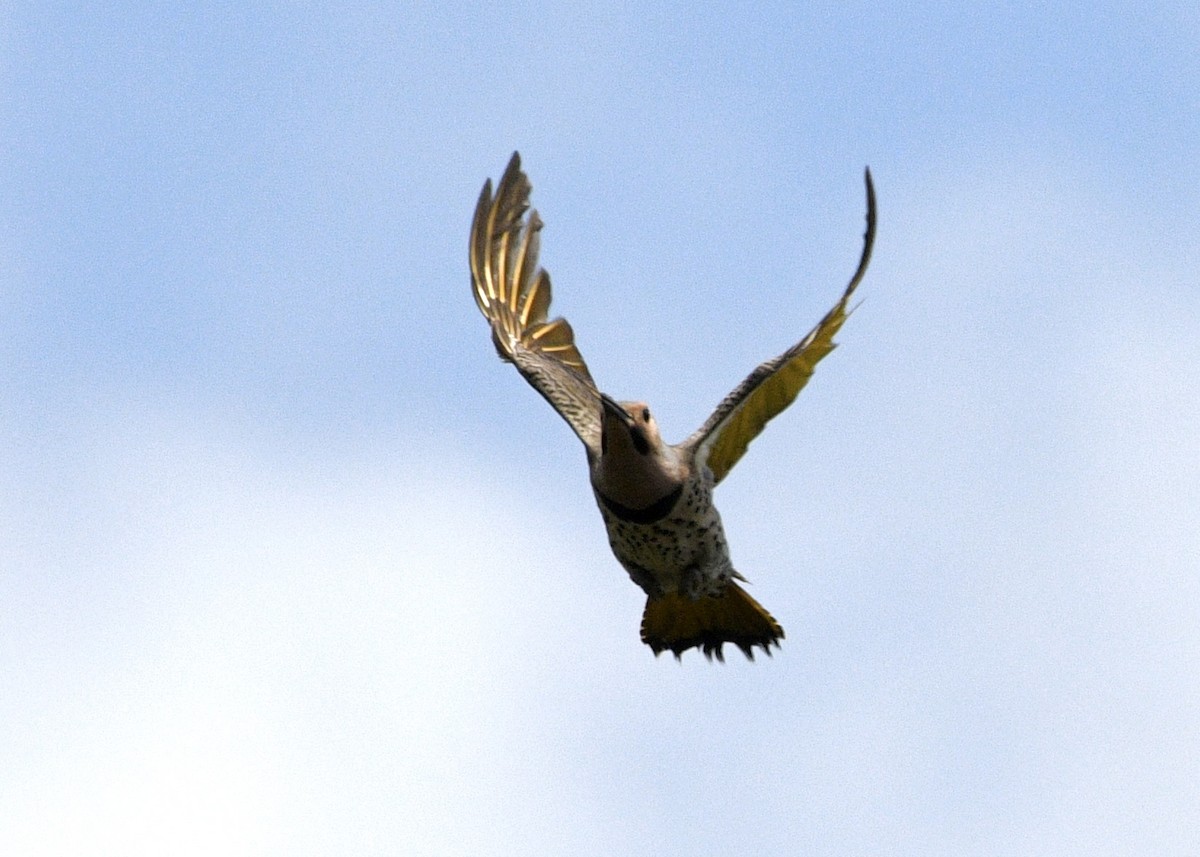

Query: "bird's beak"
<box><xmin>600</xmin><ymin>393</ymin><xmax>650</xmax><ymax>455</ymax></box>
<box><xmin>600</xmin><ymin>393</ymin><xmax>633</xmax><ymax>427</ymax></box>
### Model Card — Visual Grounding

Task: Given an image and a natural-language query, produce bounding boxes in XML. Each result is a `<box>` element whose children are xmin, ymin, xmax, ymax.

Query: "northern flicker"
<box><xmin>469</xmin><ymin>152</ymin><xmax>875</xmax><ymax>660</ymax></box>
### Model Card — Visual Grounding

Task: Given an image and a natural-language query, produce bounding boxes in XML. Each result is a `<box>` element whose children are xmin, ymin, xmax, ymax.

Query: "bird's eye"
<box><xmin>642</xmin><ymin>408</ymin><xmax>651</xmax><ymax>422</ymax></box>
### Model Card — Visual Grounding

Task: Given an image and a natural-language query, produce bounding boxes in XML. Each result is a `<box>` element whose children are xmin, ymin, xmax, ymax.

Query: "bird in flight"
<box><xmin>469</xmin><ymin>153</ymin><xmax>875</xmax><ymax>660</ymax></box>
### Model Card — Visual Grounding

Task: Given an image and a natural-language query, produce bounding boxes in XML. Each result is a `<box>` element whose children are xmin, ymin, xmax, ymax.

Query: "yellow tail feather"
<box><xmin>640</xmin><ymin>582</ymin><xmax>784</xmax><ymax>661</ymax></box>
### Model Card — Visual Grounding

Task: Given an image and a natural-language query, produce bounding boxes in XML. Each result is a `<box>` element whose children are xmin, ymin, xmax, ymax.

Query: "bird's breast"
<box><xmin>594</xmin><ymin>475</ymin><xmax>732</xmax><ymax>596</ymax></box>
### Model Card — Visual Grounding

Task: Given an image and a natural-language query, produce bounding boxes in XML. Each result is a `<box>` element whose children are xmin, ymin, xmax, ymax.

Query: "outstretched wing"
<box><xmin>470</xmin><ymin>152</ymin><xmax>601</xmax><ymax>451</ymax></box>
<box><xmin>684</xmin><ymin>168</ymin><xmax>876</xmax><ymax>484</ymax></box>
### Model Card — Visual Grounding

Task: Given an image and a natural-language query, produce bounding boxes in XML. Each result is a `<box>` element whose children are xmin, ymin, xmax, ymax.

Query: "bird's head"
<box><xmin>599</xmin><ymin>394</ymin><xmax>661</xmax><ymax>457</ymax></box>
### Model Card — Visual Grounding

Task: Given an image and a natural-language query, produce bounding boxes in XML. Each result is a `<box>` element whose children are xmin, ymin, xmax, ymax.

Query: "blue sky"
<box><xmin>2</xmin><ymin>2</ymin><xmax>1198</xmax><ymax>854</ymax></box>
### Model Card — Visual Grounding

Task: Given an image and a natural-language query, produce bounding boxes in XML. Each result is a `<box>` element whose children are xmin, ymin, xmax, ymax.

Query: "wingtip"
<box><xmin>863</xmin><ymin>166</ymin><xmax>876</xmax><ymax>228</ymax></box>
<box><xmin>842</xmin><ymin>166</ymin><xmax>876</xmax><ymax>299</ymax></box>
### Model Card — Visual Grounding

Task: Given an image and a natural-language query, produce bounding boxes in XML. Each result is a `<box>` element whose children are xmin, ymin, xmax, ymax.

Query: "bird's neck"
<box><xmin>592</xmin><ymin>444</ymin><xmax>687</xmax><ymax>512</ymax></box>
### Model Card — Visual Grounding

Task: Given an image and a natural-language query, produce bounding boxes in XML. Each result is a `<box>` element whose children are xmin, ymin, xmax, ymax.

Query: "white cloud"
<box><xmin>3</xmin><ymin>144</ymin><xmax>1197</xmax><ymax>856</ymax></box>
<box><xmin>0</xmin><ymin>403</ymin><xmax>629</xmax><ymax>854</ymax></box>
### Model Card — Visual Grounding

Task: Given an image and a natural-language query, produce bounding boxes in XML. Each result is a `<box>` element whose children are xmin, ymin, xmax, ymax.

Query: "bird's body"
<box><xmin>593</xmin><ymin>413</ymin><xmax>729</xmax><ymax>598</ymax></box>
<box><xmin>588</xmin><ymin>395</ymin><xmax>773</xmax><ymax>658</ymax></box>
<box><xmin>596</xmin><ymin>472</ymin><xmax>730</xmax><ymax>602</ymax></box>
<box><xmin>469</xmin><ymin>153</ymin><xmax>875</xmax><ymax>660</ymax></box>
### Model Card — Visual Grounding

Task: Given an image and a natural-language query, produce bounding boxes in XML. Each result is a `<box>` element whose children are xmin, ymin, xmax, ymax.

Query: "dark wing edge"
<box><xmin>469</xmin><ymin>152</ymin><xmax>602</xmax><ymax>450</ymax></box>
<box><xmin>684</xmin><ymin>168</ymin><xmax>877</xmax><ymax>483</ymax></box>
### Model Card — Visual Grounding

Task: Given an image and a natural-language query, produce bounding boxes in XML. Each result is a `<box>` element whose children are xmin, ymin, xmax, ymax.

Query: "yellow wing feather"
<box><xmin>688</xmin><ymin>169</ymin><xmax>876</xmax><ymax>483</ymax></box>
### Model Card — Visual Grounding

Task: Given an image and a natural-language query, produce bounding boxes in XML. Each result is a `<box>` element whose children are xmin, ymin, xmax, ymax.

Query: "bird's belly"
<box><xmin>595</xmin><ymin>481</ymin><xmax>734</xmax><ymax>598</ymax></box>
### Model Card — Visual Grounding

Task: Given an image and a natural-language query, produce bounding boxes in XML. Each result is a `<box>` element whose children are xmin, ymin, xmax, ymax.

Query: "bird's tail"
<box><xmin>640</xmin><ymin>582</ymin><xmax>784</xmax><ymax>661</ymax></box>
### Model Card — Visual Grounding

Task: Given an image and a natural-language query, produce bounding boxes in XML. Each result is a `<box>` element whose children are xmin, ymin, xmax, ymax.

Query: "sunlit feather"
<box><xmin>687</xmin><ymin>169</ymin><xmax>876</xmax><ymax>483</ymax></box>
<box><xmin>468</xmin><ymin>152</ymin><xmax>600</xmax><ymax>450</ymax></box>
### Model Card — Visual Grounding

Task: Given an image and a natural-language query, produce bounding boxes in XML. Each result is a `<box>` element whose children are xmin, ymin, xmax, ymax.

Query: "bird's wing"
<box><xmin>470</xmin><ymin>152</ymin><xmax>602</xmax><ymax>452</ymax></box>
<box><xmin>684</xmin><ymin>169</ymin><xmax>876</xmax><ymax>484</ymax></box>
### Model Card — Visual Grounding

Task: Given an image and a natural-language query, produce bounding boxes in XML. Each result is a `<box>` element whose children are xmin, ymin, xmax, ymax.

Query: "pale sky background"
<box><xmin>2</xmin><ymin>3</ymin><xmax>1198</xmax><ymax>855</ymax></box>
